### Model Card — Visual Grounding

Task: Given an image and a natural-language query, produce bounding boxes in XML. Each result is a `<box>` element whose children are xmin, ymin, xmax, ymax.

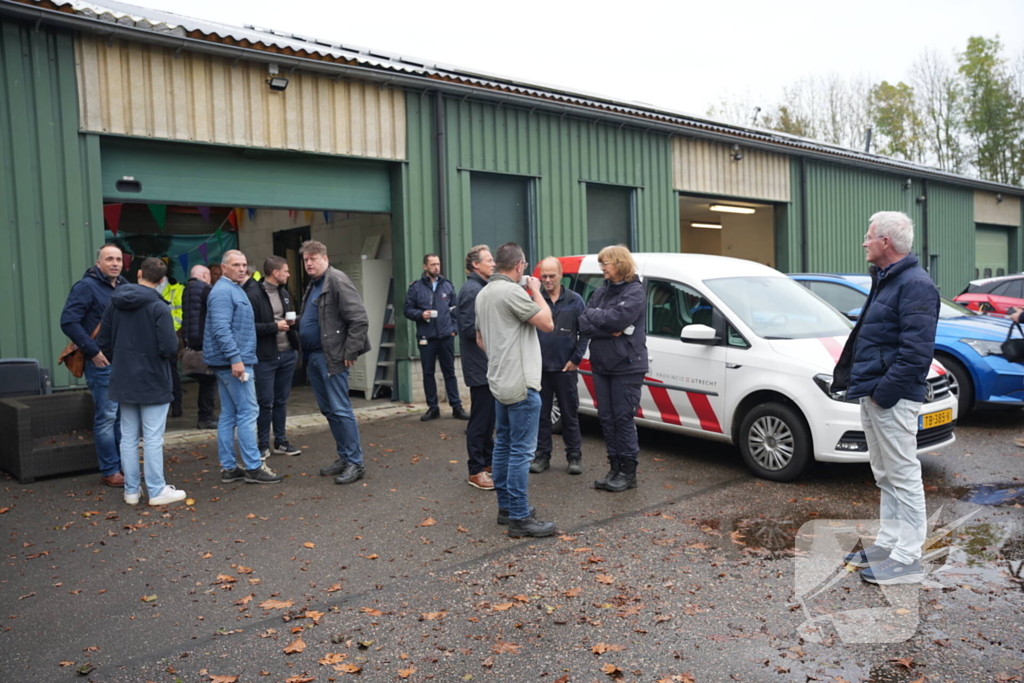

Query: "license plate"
<box><xmin>919</xmin><ymin>409</ymin><xmax>953</xmax><ymax>430</ymax></box>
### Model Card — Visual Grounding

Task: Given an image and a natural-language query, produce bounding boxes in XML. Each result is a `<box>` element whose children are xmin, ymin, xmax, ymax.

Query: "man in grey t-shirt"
<box><xmin>475</xmin><ymin>243</ymin><xmax>556</xmax><ymax>538</ymax></box>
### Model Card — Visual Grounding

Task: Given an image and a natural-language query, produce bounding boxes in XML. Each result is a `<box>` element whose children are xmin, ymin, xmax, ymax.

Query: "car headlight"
<box><xmin>960</xmin><ymin>338</ymin><xmax>1004</xmax><ymax>356</ymax></box>
<box><xmin>813</xmin><ymin>373</ymin><xmax>850</xmax><ymax>402</ymax></box>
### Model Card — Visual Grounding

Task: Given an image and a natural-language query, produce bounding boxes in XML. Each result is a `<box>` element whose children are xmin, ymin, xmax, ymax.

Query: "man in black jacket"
<box><xmin>456</xmin><ymin>245</ymin><xmax>496</xmax><ymax>490</ymax></box>
<box><xmin>243</xmin><ymin>256</ymin><xmax>301</xmax><ymax>460</ymax></box>
<box><xmin>404</xmin><ymin>254</ymin><xmax>468</xmax><ymax>422</ymax></box>
<box><xmin>97</xmin><ymin>258</ymin><xmax>187</xmax><ymax>507</ymax></box>
<box><xmin>182</xmin><ymin>265</ymin><xmax>217</xmax><ymax>429</ymax></box>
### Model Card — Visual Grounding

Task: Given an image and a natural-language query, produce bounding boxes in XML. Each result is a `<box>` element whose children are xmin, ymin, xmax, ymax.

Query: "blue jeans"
<box><xmin>84</xmin><ymin>362</ymin><xmax>121</xmax><ymax>475</ymax></box>
<box><xmin>420</xmin><ymin>335</ymin><xmax>462</xmax><ymax>410</ymax></box>
<box><xmin>306</xmin><ymin>351</ymin><xmax>363</xmax><ymax>465</ymax></box>
<box><xmin>213</xmin><ymin>366</ymin><xmax>262</xmax><ymax>471</ymax></box>
<box><xmin>256</xmin><ymin>348</ymin><xmax>297</xmax><ymax>448</ymax></box>
<box><xmin>492</xmin><ymin>389</ymin><xmax>541</xmax><ymax>520</ymax></box>
<box><xmin>119</xmin><ymin>403</ymin><xmax>169</xmax><ymax>498</ymax></box>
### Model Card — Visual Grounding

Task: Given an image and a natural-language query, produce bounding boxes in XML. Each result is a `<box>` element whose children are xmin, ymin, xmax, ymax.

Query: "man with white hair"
<box><xmin>182</xmin><ymin>264</ymin><xmax>217</xmax><ymax>429</ymax></box>
<box><xmin>832</xmin><ymin>211</ymin><xmax>939</xmax><ymax>585</ymax></box>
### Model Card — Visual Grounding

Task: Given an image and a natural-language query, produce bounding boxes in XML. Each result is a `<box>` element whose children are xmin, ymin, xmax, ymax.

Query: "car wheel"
<box><xmin>936</xmin><ymin>354</ymin><xmax>974</xmax><ymax>417</ymax></box>
<box><xmin>550</xmin><ymin>396</ymin><xmax>563</xmax><ymax>434</ymax></box>
<box><xmin>738</xmin><ymin>402</ymin><xmax>812</xmax><ymax>482</ymax></box>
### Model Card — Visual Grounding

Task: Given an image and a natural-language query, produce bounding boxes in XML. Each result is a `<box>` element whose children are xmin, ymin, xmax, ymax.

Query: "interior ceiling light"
<box><xmin>709</xmin><ymin>204</ymin><xmax>755</xmax><ymax>214</ymax></box>
<box><xmin>690</xmin><ymin>222</ymin><xmax>723</xmax><ymax>229</ymax></box>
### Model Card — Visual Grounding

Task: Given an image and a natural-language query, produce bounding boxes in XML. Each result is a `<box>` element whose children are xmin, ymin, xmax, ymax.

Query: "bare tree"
<box><xmin>909</xmin><ymin>50</ymin><xmax>968</xmax><ymax>173</ymax></box>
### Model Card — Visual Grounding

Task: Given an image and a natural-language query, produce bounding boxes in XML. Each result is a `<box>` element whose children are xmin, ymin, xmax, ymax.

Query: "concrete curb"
<box><xmin>163</xmin><ymin>401</ymin><xmax>430</xmax><ymax>447</ymax></box>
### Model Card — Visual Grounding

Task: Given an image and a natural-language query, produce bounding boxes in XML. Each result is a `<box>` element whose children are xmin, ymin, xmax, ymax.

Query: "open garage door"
<box><xmin>678</xmin><ymin>196</ymin><xmax>776</xmax><ymax>267</ymax></box>
<box><xmin>100</xmin><ymin>138</ymin><xmax>391</xmax><ymax>212</ymax></box>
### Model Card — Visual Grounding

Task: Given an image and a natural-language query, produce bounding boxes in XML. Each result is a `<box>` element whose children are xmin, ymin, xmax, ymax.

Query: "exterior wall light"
<box><xmin>267</xmin><ymin>63</ymin><xmax>289</xmax><ymax>92</ymax></box>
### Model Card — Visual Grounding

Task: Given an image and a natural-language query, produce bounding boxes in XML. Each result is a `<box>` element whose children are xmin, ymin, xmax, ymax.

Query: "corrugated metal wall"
<box><xmin>928</xmin><ymin>183</ymin><xmax>975</xmax><ymax>296</ymax></box>
<box><xmin>974</xmin><ymin>190</ymin><xmax>1021</xmax><ymax>226</ymax></box>
<box><xmin>76</xmin><ymin>35</ymin><xmax>406</xmax><ymax>160</ymax></box>
<box><xmin>803</xmin><ymin>161</ymin><xmax>924</xmax><ymax>274</ymax></box>
<box><xmin>1</xmin><ymin>20</ymin><xmax>101</xmax><ymax>386</ymax></box>
<box><xmin>442</xmin><ymin>98</ymin><xmax>677</xmax><ymax>264</ymax></box>
<box><xmin>673</xmin><ymin>137</ymin><xmax>790</xmax><ymax>202</ymax></box>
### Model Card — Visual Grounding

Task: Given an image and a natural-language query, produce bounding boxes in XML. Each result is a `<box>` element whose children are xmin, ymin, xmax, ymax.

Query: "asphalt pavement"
<box><xmin>2</xmin><ymin>408</ymin><xmax>1023</xmax><ymax>683</ymax></box>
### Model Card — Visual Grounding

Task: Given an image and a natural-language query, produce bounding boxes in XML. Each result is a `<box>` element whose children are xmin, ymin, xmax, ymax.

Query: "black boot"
<box><xmin>566</xmin><ymin>451</ymin><xmax>583</xmax><ymax>475</ymax></box>
<box><xmin>319</xmin><ymin>458</ymin><xmax>347</xmax><ymax>476</ymax></box>
<box><xmin>603</xmin><ymin>458</ymin><xmax>637</xmax><ymax>492</ymax></box>
<box><xmin>529</xmin><ymin>454</ymin><xmax>550</xmax><ymax>473</ymax></box>
<box><xmin>593</xmin><ymin>456</ymin><xmax>619</xmax><ymax>490</ymax></box>
<box><xmin>496</xmin><ymin>505</ymin><xmax>536</xmax><ymax>526</ymax></box>
<box><xmin>507</xmin><ymin>515</ymin><xmax>557</xmax><ymax>538</ymax></box>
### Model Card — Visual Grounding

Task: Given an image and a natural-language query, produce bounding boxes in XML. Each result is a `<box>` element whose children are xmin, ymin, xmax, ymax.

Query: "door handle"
<box><xmin>726</xmin><ymin>363</ymin><xmax>742</xmax><ymax>369</ymax></box>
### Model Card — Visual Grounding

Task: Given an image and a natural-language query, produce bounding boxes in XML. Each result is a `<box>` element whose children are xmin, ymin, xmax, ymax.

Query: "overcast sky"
<box><xmin>150</xmin><ymin>0</ymin><xmax>1022</xmax><ymax>118</ymax></box>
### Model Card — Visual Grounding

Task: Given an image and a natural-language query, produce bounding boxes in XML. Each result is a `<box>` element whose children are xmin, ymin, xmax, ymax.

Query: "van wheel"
<box><xmin>550</xmin><ymin>396</ymin><xmax>563</xmax><ymax>434</ymax></box>
<box><xmin>738</xmin><ymin>403</ymin><xmax>812</xmax><ymax>482</ymax></box>
<box><xmin>935</xmin><ymin>354</ymin><xmax>973</xmax><ymax>417</ymax></box>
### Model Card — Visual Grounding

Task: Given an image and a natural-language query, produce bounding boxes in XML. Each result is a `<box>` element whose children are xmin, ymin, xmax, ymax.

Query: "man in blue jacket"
<box><xmin>404</xmin><ymin>254</ymin><xmax>468</xmax><ymax>422</ymax></box>
<box><xmin>60</xmin><ymin>244</ymin><xmax>128</xmax><ymax>487</ymax></box>
<box><xmin>531</xmin><ymin>257</ymin><xmax>588</xmax><ymax>475</ymax></box>
<box><xmin>833</xmin><ymin>211</ymin><xmax>939</xmax><ymax>586</ymax></box>
<box><xmin>204</xmin><ymin>250</ymin><xmax>284</xmax><ymax>485</ymax></box>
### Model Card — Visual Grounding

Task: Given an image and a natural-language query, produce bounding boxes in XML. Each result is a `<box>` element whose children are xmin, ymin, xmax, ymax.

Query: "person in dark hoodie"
<box><xmin>182</xmin><ymin>265</ymin><xmax>217</xmax><ymax>429</ymax></box>
<box><xmin>60</xmin><ymin>244</ymin><xmax>128</xmax><ymax>487</ymax></box>
<box><xmin>404</xmin><ymin>253</ymin><xmax>468</xmax><ymax>422</ymax></box>
<box><xmin>97</xmin><ymin>258</ymin><xmax>187</xmax><ymax>507</ymax></box>
<box><xmin>578</xmin><ymin>245</ymin><xmax>648</xmax><ymax>493</ymax></box>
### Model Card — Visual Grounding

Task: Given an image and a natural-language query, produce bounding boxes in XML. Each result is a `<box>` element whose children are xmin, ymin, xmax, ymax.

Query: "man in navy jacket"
<box><xmin>60</xmin><ymin>244</ymin><xmax>128</xmax><ymax>487</ymax></box>
<box><xmin>833</xmin><ymin>211</ymin><xmax>939</xmax><ymax>586</ymax></box>
<box><xmin>404</xmin><ymin>254</ymin><xmax>468</xmax><ymax>422</ymax></box>
<box><xmin>531</xmin><ymin>257</ymin><xmax>589</xmax><ymax>475</ymax></box>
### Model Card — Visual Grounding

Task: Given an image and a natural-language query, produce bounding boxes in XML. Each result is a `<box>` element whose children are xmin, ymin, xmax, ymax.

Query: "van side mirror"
<box><xmin>680</xmin><ymin>324</ymin><xmax>720</xmax><ymax>345</ymax></box>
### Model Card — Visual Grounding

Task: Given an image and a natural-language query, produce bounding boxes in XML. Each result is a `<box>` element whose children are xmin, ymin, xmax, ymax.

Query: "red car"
<box><xmin>953</xmin><ymin>274</ymin><xmax>1024</xmax><ymax>316</ymax></box>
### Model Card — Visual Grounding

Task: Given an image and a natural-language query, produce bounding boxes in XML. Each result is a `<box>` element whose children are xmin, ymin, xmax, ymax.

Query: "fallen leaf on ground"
<box><xmin>285</xmin><ymin>676</ymin><xmax>315</xmax><ymax>683</ymax></box>
<box><xmin>324</xmin><ymin>583</ymin><xmax>343</xmax><ymax>593</ymax></box>
<box><xmin>236</xmin><ymin>566</ymin><xmax>253</xmax><ymax>574</ymax></box>
<box><xmin>491</xmin><ymin>603</ymin><xmax>514</xmax><ymax>611</ymax></box>
<box><xmin>364</xmin><ymin>554</ymin><xmax>380</xmax><ymax>560</ymax></box>
<box><xmin>596</xmin><ymin>574</ymin><xmax>615</xmax><ymax>584</ymax></box>
<box><xmin>234</xmin><ymin>594</ymin><xmax>254</xmax><ymax>607</ymax></box>
<box><xmin>59</xmin><ymin>661</ymin><xmax>74</xmax><ymax>667</ymax></box>
<box><xmin>421</xmin><ymin>610</ymin><xmax>447</xmax><ymax>620</ymax></box>
<box><xmin>417</xmin><ymin>517</ymin><xmax>436</xmax><ymax>527</ymax></box>
<box><xmin>140</xmin><ymin>594</ymin><xmax>158</xmax><ymax>602</ymax></box>
<box><xmin>890</xmin><ymin>657</ymin><xmax>915</xmax><ymax>670</ymax></box>
<box><xmin>304</xmin><ymin>610</ymin><xmax>325</xmax><ymax>623</ymax></box>
<box><xmin>0</xmin><ymin>507</ymin><xmax>10</xmax><ymax>514</ymax></box>
<box><xmin>360</xmin><ymin>607</ymin><xmax>384</xmax><ymax>616</ymax></box>
<box><xmin>592</xmin><ymin>642</ymin><xmax>626</xmax><ymax>654</ymax></box>
<box><xmin>319</xmin><ymin>653</ymin><xmax>347</xmax><ymax>665</ymax></box>
<box><xmin>565</xmin><ymin>587</ymin><xmax>583</xmax><ymax>598</ymax></box>
<box><xmin>334</xmin><ymin>663</ymin><xmax>362</xmax><ymax>674</ymax></box>
<box><xmin>213</xmin><ymin>574</ymin><xmax>237</xmax><ymax>585</ymax></box>
<box><xmin>601</xmin><ymin>662</ymin><xmax>624</xmax><ymax>677</ymax></box>
<box><xmin>491</xmin><ymin>641</ymin><xmax>521</xmax><ymax>654</ymax></box>
<box><xmin>303</xmin><ymin>542</ymin><xmax>316</xmax><ymax>549</ymax></box>
<box><xmin>208</xmin><ymin>676</ymin><xmax>239</xmax><ymax>683</ymax></box>
<box><xmin>397</xmin><ymin>666</ymin><xmax>417</xmax><ymax>678</ymax></box>
<box><xmin>283</xmin><ymin>637</ymin><xmax>306</xmax><ymax>654</ymax></box>
<box><xmin>259</xmin><ymin>599</ymin><xmax>294</xmax><ymax>610</ymax></box>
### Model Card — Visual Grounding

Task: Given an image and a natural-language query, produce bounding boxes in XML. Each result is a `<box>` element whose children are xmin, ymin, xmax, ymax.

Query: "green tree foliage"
<box><xmin>958</xmin><ymin>36</ymin><xmax>1023</xmax><ymax>185</ymax></box>
<box><xmin>868</xmin><ymin>81</ymin><xmax>925</xmax><ymax>161</ymax></box>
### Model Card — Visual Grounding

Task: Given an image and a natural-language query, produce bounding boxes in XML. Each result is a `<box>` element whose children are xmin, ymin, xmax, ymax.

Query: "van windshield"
<box><xmin>705</xmin><ymin>276</ymin><xmax>853</xmax><ymax>339</ymax></box>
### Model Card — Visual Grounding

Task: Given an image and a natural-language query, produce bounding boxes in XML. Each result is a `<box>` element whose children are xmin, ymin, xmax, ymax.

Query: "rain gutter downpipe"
<box><xmin>921</xmin><ymin>179</ymin><xmax>930</xmax><ymax>276</ymax></box>
<box><xmin>434</xmin><ymin>92</ymin><xmax>448</xmax><ymax>273</ymax></box>
<box><xmin>800</xmin><ymin>157</ymin><xmax>809</xmax><ymax>272</ymax></box>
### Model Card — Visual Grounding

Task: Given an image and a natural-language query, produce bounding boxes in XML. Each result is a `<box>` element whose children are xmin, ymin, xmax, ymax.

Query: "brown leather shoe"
<box><xmin>100</xmin><ymin>473</ymin><xmax>125</xmax><ymax>487</ymax></box>
<box><xmin>468</xmin><ymin>471</ymin><xmax>495</xmax><ymax>490</ymax></box>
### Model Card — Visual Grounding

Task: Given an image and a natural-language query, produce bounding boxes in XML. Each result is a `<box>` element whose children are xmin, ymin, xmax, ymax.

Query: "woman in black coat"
<box><xmin>578</xmin><ymin>245</ymin><xmax>648</xmax><ymax>492</ymax></box>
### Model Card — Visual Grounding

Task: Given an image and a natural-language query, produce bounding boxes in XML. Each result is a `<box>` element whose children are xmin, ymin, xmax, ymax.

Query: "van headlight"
<box><xmin>813</xmin><ymin>373</ymin><xmax>850</xmax><ymax>402</ymax></box>
<box><xmin>960</xmin><ymin>339</ymin><xmax>1003</xmax><ymax>357</ymax></box>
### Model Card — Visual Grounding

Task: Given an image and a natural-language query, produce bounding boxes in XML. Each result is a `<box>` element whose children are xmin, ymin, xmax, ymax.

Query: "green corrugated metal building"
<box><xmin>2</xmin><ymin>0</ymin><xmax>1023</xmax><ymax>401</ymax></box>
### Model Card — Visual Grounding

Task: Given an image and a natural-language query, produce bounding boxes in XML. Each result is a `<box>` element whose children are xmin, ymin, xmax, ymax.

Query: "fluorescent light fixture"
<box><xmin>709</xmin><ymin>204</ymin><xmax>755</xmax><ymax>214</ymax></box>
<box><xmin>690</xmin><ymin>222</ymin><xmax>722</xmax><ymax>229</ymax></box>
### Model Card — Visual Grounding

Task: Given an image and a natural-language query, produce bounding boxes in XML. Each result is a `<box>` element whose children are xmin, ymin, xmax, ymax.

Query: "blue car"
<box><xmin>791</xmin><ymin>273</ymin><xmax>1024</xmax><ymax>415</ymax></box>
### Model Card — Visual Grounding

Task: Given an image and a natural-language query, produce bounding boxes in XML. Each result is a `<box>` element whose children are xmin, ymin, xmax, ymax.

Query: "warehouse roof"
<box><xmin>3</xmin><ymin>0</ymin><xmax>1022</xmax><ymax>194</ymax></box>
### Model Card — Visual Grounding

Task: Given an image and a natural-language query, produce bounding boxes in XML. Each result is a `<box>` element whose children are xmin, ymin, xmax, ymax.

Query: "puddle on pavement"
<box><xmin>953</xmin><ymin>483</ymin><xmax>1024</xmax><ymax>507</ymax></box>
<box><xmin>732</xmin><ymin>516</ymin><xmax>810</xmax><ymax>556</ymax></box>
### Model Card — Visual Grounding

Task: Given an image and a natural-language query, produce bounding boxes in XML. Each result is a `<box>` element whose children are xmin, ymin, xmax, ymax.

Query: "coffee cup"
<box><xmin>285</xmin><ymin>311</ymin><xmax>297</xmax><ymax>322</ymax></box>
<box><xmin>428</xmin><ymin>310</ymin><xmax>438</xmax><ymax>319</ymax></box>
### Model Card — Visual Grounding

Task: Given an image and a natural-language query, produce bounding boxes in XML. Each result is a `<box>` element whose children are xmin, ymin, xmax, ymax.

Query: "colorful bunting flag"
<box><xmin>234</xmin><ymin>208</ymin><xmax>245</xmax><ymax>229</ymax></box>
<box><xmin>248</xmin><ymin>208</ymin><xmax>256</xmax><ymax>221</ymax></box>
<box><xmin>103</xmin><ymin>204</ymin><xmax>123</xmax><ymax>236</ymax></box>
<box><xmin>227</xmin><ymin>211</ymin><xmax>238</xmax><ymax>229</ymax></box>
<box><xmin>304</xmin><ymin>211</ymin><xmax>313</xmax><ymax>223</ymax></box>
<box><xmin>147</xmin><ymin>204</ymin><xmax>167</xmax><ymax>231</ymax></box>
<box><xmin>178</xmin><ymin>253</ymin><xmax>189</xmax><ymax>276</ymax></box>
<box><xmin>323</xmin><ymin>211</ymin><xmax>331</xmax><ymax>223</ymax></box>
<box><xmin>197</xmin><ymin>206</ymin><xmax>211</xmax><ymax>223</ymax></box>
<box><xmin>198</xmin><ymin>242</ymin><xmax>208</xmax><ymax>264</ymax></box>
<box><xmin>122</xmin><ymin>253</ymin><xmax>132</xmax><ymax>272</ymax></box>
<box><xmin>288</xmin><ymin>210</ymin><xmax>296</xmax><ymax>219</ymax></box>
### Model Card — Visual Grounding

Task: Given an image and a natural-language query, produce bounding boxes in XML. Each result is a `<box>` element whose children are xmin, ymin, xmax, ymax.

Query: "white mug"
<box><xmin>285</xmin><ymin>311</ymin><xmax>297</xmax><ymax>322</ymax></box>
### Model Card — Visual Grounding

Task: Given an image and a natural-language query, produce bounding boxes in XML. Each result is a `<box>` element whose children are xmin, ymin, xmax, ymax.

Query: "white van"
<box><xmin>552</xmin><ymin>253</ymin><xmax>958</xmax><ymax>481</ymax></box>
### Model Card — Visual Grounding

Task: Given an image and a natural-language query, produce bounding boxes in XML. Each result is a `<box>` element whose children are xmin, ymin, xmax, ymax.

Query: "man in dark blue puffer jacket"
<box><xmin>833</xmin><ymin>211</ymin><xmax>939</xmax><ymax>586</ymax></box>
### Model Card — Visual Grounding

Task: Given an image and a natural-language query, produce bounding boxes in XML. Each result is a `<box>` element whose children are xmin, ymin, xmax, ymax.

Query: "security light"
<box><xmin>267</xmin><ymin>76</ymin><xmax>289</xmax><ymax>91</ymax></box>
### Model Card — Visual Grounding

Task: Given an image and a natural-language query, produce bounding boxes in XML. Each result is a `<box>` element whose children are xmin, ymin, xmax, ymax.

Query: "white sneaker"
<box><xmin>148</xmin><ymin>485</ymin><xmax>186</xmax><ymax>506</ymax></box>
<box><xmin>260</xmin><ymin>447</ymin><xmax>271</xmax><ymax>461</ymax></box>
<box><xmin>124</xmin><ymin>492</ymin><xmax>140</xmax><ymax>506</ymax></box>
